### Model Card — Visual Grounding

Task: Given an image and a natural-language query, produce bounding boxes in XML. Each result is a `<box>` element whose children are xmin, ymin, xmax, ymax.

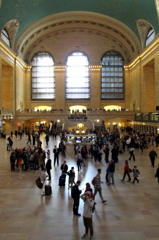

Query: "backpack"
<box><xmin>91</xmin><ymin>177</ymin><xmax>96</xmax><ymax>186</ymax></box>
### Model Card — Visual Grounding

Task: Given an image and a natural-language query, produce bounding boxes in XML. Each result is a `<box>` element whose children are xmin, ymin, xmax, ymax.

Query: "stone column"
<box><xmin>54</xmin><ymin>66</ymin><xmax>66</xmax><ymax>109</ymax></box>
<box><xmin>25</xmin><ymin>66</ymin><xmax>31</xmax><ymax>109</ymax></box>
<box><xmin>89</xmin><ymin>65</ymin><xmax>101</xmax><ymax>109</ymax></box>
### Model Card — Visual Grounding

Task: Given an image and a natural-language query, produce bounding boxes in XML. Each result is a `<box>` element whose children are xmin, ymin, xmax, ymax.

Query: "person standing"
<box><xmin>149</xmin><ymin>149</ymin><xmax>157</xmax><ymax>168</ymax></box>
<box><xmin>71</xmin><ymin>180</ymin><xmax>82</xmax><ymax>216</ymax></box>
<box><xmin>93</xmin><ymin>169</ymin><xmax>107</xmax><ymax>203</ymax></box>
<box><xmin>67</xmin><ymin>167</ymin><xmax>75</xmax><ymax>188</ymax></box>
<box><xmin>10</xmin><ymin>151</ymin><xmax>16</xmax><ymax>171</ymax></box>
<box><xmin>93</xmin><ymin>147</ymin><xmax>99</xmax><ymax>162</ymax></box>
<box><xmin>155</xmin><ymin>164</ymin><xmax>159</xmax><ymax>184</ymax></box>
<box><xmin>111</xmin><ymin>145</ymin><xmax>119</xmax><ymax>163</ymax></box>
<box><xmin>46</xmin><ymin>156</ymin><xmax>52</xmax><ymax>180</ymax></box>
<box><xmin>60</xmin><ymin>160</ymin><xmax>68</xmax><ymax>173</ymax></box>
<box><xmin>108</xmin><ymin>160</ymin><xmax>115</xmax><ymax>185</ymax></box>
<box><xmin>76</xmin><ymin>151</ymin><xmax>83</xmax><ymax>171</ymax></box>
<box><xmin>80</xmin><ymin>191</ymin><xmax>94</xmax><ymax>240</ymax></box>
<box><xmin>121</xmin><ymin>160</ymin><xmax>131</xmax><ymax>182</ymax></box>
<box><xmin>40</xmin><ymin>167</ymin><xmax>48</xmax><ymax>196</ymax></box>
<box><xmin>45</xmin><ymin>134</ymin><xmax>49</xmax><ymax>146</ymax></box>
<box><xmin>8</xmin><ymin>136</ymin><xmax>13</xmax><ymax>151</ymax></box>
<box><xmin>53</xmin><ymin>145</ymin><xmax>59</xmax><ymax>166</ymax></box>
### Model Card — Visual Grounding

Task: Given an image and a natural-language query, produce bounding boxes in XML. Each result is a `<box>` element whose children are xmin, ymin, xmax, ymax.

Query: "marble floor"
<box><xmin>0</xmin><ymin>134</ymin><xmax>159</xmax><ymax>240</ymax></box>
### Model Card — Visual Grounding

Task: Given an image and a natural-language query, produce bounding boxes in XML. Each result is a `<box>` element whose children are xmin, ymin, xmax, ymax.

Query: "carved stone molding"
<box><xmin>136</xmin><ymin>19</ymin><xmax>153</xmax><ymax>49</ymax></box>
<box><xmin>15</xmin><ymin>11</ymin><xmax>141</xmax><ymax>59</ymax></box>
<box><xmin>3</xmin><ymin>19</ymin><xmax>19</xmax><ymax>49</ymax></box>
<box><xmin>24</xmin><ymin>28</ymin><xmax>132</xmax><ymax>64</ymax></box>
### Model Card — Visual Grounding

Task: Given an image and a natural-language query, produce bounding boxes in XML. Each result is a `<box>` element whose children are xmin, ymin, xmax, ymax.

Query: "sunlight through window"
<box><xmin>66</xmin><ymin>52</ymin><xmax>90</xmax><ymax>99</ymax></box>
<box><xmin>31</xmin><ymin>52</ymin><xmax>55</xmax><ymax>100</ymax></box>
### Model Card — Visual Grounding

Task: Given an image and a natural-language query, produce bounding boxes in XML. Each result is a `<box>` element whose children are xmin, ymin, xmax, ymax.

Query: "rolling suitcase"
<box><xmin>45</xmin><ymin>185</ymin><xmax>52</xmax><ymax>196</ymax></box>
<box><xmin>59</xmin><ymin>173</ymin><xmax>66</xmax><ymax>187</ymax></box>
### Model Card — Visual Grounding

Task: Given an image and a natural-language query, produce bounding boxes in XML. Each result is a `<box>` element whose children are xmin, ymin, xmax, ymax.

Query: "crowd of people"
<box><xmin>7</xmin><ymin>127</ymin><xmax>159</xmax><ymax>240</ymax></box>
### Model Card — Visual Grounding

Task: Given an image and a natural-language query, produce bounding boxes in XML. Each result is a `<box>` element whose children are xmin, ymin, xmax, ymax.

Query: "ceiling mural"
<box><xmin>0</xmin><ymin>0</ymin><xmax>158</xmax><ymax>41</ymax></box>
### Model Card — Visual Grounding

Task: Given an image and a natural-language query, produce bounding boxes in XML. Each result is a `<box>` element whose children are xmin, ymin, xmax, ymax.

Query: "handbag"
<box><xmin>35</xmin><ymin>177</ymin><xmax>43</xmax><ymax>189</ymax></box>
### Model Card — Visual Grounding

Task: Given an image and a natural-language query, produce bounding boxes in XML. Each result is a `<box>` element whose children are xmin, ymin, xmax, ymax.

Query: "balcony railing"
<box><xmin>135</xmin><ymin>112</ymin><xmax>159</xmax><ymax>123</ymax></box>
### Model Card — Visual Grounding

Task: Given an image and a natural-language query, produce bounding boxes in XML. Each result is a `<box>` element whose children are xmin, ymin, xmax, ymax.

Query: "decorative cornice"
<box><xmin>15</xmin><ymin>11</ymin><xmax>141</xmax><ymax>59</ymax></box>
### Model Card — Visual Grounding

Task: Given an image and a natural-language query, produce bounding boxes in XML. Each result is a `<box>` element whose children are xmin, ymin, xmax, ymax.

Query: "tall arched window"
<box><xmin>31</xmin><ymin>52</ymin><xmax>55</xmax><ymax>100</ymax></box>
<box><xmin>66</xmin><ymin>52</ymin><xmax>90</xmax><ymax>99</ymax></box>
<box><xmin>1</xmin><ymin>28</ymin><xmax>11</xmax><ymax>47</ymax></box>
<box><xmin>101</xmin><ymin>51</ymin><xmax>124</xmax><ymax>99</ymax></box>
<box><xmin>145</xmin><ymin>28</ymin><xmax>155</xmax><ymax>46</ymax></box>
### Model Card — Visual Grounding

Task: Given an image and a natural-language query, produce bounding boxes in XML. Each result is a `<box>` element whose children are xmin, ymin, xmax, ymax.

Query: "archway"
<box><xmin>104</xmin><ymin>105</ymin><xmax>121</xmax><ymax>111</ymax></box>
<box><xmin>69</xmin><ymin>105</ymin><xmax>87</xmax><ymax>114</ymax></box>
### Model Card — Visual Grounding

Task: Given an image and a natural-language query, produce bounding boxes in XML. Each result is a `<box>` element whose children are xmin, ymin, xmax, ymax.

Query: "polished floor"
<box><xmin>0</xmin><ymin>134</ymin><xmax>159</xmax><ymax>240</ymax></box>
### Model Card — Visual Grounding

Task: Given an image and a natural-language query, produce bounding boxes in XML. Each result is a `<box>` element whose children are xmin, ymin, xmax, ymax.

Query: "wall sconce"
<box><xmin>57</xmin><ymin>120</ymin><xmax>60</xmax><ymax>122</ymax></box>
<box><xmin>97</xmin><ymin>119</ymin><xmax>99</xmax><ymax>122</ymax></box>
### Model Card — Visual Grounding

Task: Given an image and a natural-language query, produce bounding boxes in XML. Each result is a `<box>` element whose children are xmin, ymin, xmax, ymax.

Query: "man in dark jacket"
<box><xmin>108</xmin><ymin>160</ymin><xmax>115</xmax><ymax>185</ymax></box>
<box><xmin>149</xmin><ymin>149</ymin><xmax>157</xmax><ymax>167</ymax></box>
<box><xmin>71</xmin><ymin>180</ymin><xmax>82</xmax><ymax>216</ymax></box>
<box><xmin>53</xmin><ymin>145</ymin><xmax>59</xmax><ymax>166</ymax></box>
<box><xmin>46</xmin><ymin>156</ymin><xmax>52</xmax><ymax>180</ymax></box>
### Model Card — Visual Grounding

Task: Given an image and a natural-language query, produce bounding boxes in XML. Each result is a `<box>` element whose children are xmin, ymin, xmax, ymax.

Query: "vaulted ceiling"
<box><xmin>0</xmin><ymin>0</ymin><xmax>158</xmax><ymax>40</ymax></box>
<box><xmin>0</xmin><ymin>0</ymin><xmax>158</xmax><ymax>64</ymax></box>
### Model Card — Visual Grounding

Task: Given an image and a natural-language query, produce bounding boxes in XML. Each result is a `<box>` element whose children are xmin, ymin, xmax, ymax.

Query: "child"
<box><xmin>132</xmin><ymin>166</ymin><xmax>140</xmax><ymax>183</ymax></box>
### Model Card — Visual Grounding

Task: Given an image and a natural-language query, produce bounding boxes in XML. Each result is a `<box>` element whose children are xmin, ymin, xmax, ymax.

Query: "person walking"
<box><xmin>80</xmin><ymin>191</ymin><xmax>94</xmax><ymax>240</ymax></box>
<box><xmin>92</xmin><ymin>169</ymin><xmax>107</xmax><ymax>203</ymax></box>
<box><xmin>132</xmin><ymin>166</ymin><xmax>140</xmax><ymax>183</ymax></box>
<box><xmin>27</xmin><ymin>132</ymin><xmax>31</xmax><ymax>145</ymax></box>
<box><xmin>129</xmin><ymin>147</ymin><xmax>135</xmax><ymax>161</ymax></box>
<box><xmin>121</xmin><ymin>160</ymin><xmax>131</xmax><ymax>182</ymax></box>
<box><xmin>149</xmin><ymin>149</ymin><xmax>157</xmax><ymax>168</ymax></box>
<box><xmin>46</xmin><ymin>156</ymin><xmax>52</xmax><ymax>180</ymax></box>
<box><xmin>53</xmin><ymin>145</ymin><xmax>59</xmax><ymax>166</ymax></box>
<box><xmin>71</xmin><ymin>180</ymin><xmax>82</xmax><ymax>216</ymax></box>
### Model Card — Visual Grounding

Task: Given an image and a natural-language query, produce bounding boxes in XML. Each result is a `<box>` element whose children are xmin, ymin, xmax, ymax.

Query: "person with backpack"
<box><xmin>71</xmin><ymin>180</ymin><xmax>82</xmax><ymax>216</ymax></box>
<box><xmin>80</xmin><ymin>191</ymin><xmax>94</xmax><ymax>240</ymax></box>
<box><xmin>92</xmin><ymin>169</ymin><xmax>107</xmax><ymax>203</ymax></box>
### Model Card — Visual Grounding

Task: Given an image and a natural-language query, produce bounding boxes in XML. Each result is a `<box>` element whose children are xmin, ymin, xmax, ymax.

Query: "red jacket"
<box><xmin>124</xmin><ymin>163</ymin><xmax>130</xmax><ymax>172</ymax></box>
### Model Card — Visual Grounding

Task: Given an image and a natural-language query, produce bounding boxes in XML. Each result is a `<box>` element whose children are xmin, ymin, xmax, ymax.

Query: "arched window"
<box><xmin>145</xmin><ymin>28</ymin><xmax>155</xmax><ymax>46</ymax></box>
<box><xmin>31</xmin><ymin>52</ymin><xmax>55</xmax><ymax>100</ymax></box>
<box><xmin>101</xmin><ymin>51</ymin><xmax>124</xmax><ymax>99</ymax></box>
<box><xmin>1</xmin><ymin>28</ymin><xmax>11</xmax><ymax>47</ymax></box>
<box><xmin>66</xmin><ymin>52</ymin><xmax>90</xmax><ymax>99</ymax></box>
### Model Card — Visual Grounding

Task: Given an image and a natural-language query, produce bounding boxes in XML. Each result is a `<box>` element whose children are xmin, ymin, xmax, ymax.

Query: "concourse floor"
<box><xmin>0</xmin><ymin>134</ymin><xmax>159</xmax><ymax>240</ymax></box>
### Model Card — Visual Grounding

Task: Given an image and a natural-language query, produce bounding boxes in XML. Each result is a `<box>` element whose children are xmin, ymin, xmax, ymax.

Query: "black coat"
<box><xmin>46</xmin><ymin>159</ymin><xmax>52</xmax><ymax>170</ymax></box>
